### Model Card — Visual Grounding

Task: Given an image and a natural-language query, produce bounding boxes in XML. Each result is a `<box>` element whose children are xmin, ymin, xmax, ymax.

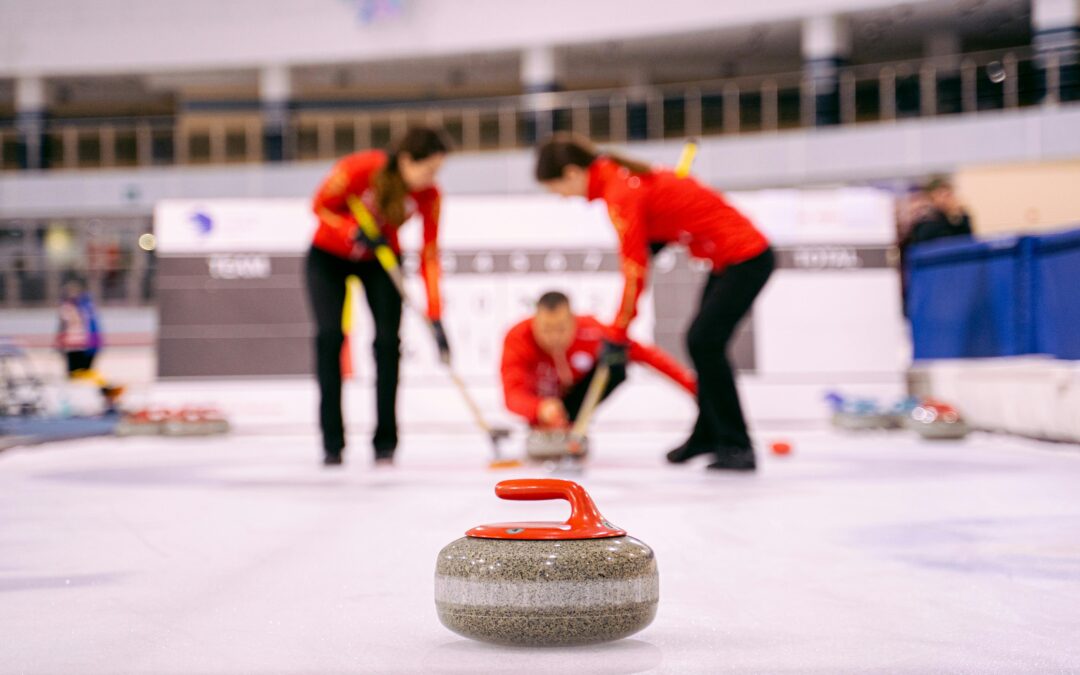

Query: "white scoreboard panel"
<box><xmin>154</xmin><ymin>189</ymin><xmax>900</xmax><ymax>385</ymax></box>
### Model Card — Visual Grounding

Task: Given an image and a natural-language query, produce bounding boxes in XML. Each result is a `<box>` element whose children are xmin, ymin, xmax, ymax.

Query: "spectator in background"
<box><xmin>56</xmin><ymin>279</ymin><xmax>123</xmax><ymax>410</ymax></box>
<box><xmin>57</xmin><ymin>278</ymin><xmax>101</xmax><ymax>375</ymax></box>
<box><xmin>907</xmin><ymin>177</ymin><xmax>973</xmax><ymax>245</ymax></box>
<box><xmin>897</xmin><ymin>177</ymin><xmax>974</xmax><ymax>317</ymax></box>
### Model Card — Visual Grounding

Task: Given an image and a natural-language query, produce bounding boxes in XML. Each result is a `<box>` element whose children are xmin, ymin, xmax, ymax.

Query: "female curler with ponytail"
<box><xmin>534</xmin><ymin>133</ymin><xmax>775</xmax><ymax>473</ymax></box>
<box><xmin>534</xmin><ymin>133</ymin><xmax>651</xmax><ymax>184</ymax></box>
<box><xmin>308</xmin><ymin>125</ymin><xmax>451</xmax><ymax>466</ymax></box>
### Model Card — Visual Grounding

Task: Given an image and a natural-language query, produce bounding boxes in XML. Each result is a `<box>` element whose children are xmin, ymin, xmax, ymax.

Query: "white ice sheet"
<box><xmin>2</xmin><ymin>404</ymin><xmax>1079</xmax><ymax>673</ymax></box>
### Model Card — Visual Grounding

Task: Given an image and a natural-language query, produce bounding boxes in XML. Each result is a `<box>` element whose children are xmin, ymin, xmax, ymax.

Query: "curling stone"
<box><xmin>162</xmin><ymin>407</ymin><xmax>230</xmax><ymax>436</ymax></box>
<box><xmin>825</xmin><ymin>392</ymin><xmax>891</xmax><ymax>431</ymax></box>
<box><xmin>884</xmin><ymin>396</ymin><xmax>919</xmax><ymax>429</ymax></box>
<box><xmin>903</xmin><ymin>399</ymin><xmax>969</xmax><ymax>440</ymax></box>
<box><xmin>524</xmin><ymin>429</ymin><xmax>588</xmax><ymax>462</ymax></box>
<box><xmin>115</xmin><ymin>408</ymin><xmax>168</xmax><ymax>436</ymax></box>
<box><xmin>434</xmin><ymin>478</ymin><xmax>658</xmax><ymax>647</ymax></box>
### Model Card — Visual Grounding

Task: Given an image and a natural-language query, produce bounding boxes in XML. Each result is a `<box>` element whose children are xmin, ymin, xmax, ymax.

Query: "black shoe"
<box><xmin>373</xmin><ymin>427</ymin><xmax>397</xmax><ymax>458</ymax></box>
<box><xmin>323</xmin><ymin>451</ymin><xmax>344</xmax><ymax>467</ymax></box>
<box><xmin>666</xmin><ymin>439</ymin><xmax>715</xmax><ymax>464</ymax></box>
<box><xmin>706</xmin><ymin>450</ymin><xmax>757</xmax><ymax>472</ymax></box>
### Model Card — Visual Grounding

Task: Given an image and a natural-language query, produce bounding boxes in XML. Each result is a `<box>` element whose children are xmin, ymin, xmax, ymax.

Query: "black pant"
<box><xmin>305</xmin><ymin>246</ymin><xmax>402</xmax><ymax>457</ymax></box>
<box><xmin>66</xmin><ymin>350</ymin><xmax>95</xmax><ymax>374</ymax></box>
<box><xmin>686</xmin><ymin>248</ymin><xmax>774</xmax><ymax>453</ymax></box>
<box><xmin>561</xmin><ymin>363</ymin><xmax>627</xmax><ymax>423</ymax></box>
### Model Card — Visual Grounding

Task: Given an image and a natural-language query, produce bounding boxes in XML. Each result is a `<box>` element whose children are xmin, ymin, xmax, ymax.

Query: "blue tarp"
<box><xmin>1032</xmin><ymin>227</ymin><xmax>1080</xmax><ymax>360</ymax></box>
<box><xmin>907</xmin><ymin>225</ymin><xmax>1080</xmax><ymax>361</ymax></box>
<box><xmin>0</xmin><ymin>416</ymin><xmax>118</xmax><ymax>449</ymax></box>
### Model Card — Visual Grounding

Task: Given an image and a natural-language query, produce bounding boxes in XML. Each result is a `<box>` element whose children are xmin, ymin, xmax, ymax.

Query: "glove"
<box><xmin>354</xmin><ymin>224</ymin><xmax>389</xmax><ymax>250</ymax></box>
<box><xmin>431</xmin><ymin>319</ymin><xmax>451</xmax><ymax>364</ymax></box>
<box><xmin>598</xmin><ymin>339</ymin><xmax>629</xmax><ymax>367</ymax></box>
<box><xmin>537</xmin><ymin>398</ymin><xmax>569</xmax><ymax>429</ymax></box>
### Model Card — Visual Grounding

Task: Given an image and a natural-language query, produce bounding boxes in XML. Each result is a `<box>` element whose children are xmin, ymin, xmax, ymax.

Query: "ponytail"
<box><xmin>374</xmin><ymin>125</ymin><xmax>451</xmax><ymax>226</ymax></box>
<box><xmin>534</xmin><ymin>132</ymin><xmax>651</xmax><ymax>182</ymax></box>
<box><xmin>605</xmin><ymin>151</ymin><xmax>653</xmax><ymax>175</ymax></box>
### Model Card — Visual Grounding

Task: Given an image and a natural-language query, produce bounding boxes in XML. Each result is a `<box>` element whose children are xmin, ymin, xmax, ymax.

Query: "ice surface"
<box><xmin>2</xmin><ymin>382</ymin><xmax>1079</xmax><ymax>674</ymax></box>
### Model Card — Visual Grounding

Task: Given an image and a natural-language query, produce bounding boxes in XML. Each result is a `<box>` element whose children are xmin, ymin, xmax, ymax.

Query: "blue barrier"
<box><xmin>1032</xmin><ymin>226</ymin><xmax>1080</xmax><ymax>360</ymax></box>
<box><xmin>907</xmin><ymin>225</ymin><xmax>1080</xmax><ymax>361</ymax></box>
<box><xmin>907</xmin><ymin>236</ymin><xmax>1030</xmax><ymax>359</ymax></box>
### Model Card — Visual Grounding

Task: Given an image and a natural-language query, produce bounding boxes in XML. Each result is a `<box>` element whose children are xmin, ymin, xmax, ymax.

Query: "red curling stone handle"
<box><xmin>467</xmin><ymin>478</ymin><xmax>625</xmax><ymax>540</ymax></box>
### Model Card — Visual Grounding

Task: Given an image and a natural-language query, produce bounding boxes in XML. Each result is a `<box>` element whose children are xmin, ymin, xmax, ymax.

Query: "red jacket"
<box><xmin>500</xmin><ymin>314</ymin><xmax>697</xmax><ymax>424</ymax></box>
<box><xmin>588</xmin><ymin>157</ymin><xmax>769</xmax><ymax>341</ymax></box>
<box><xmin>312</xmin><ymin>150</ymin><xmax>443</xmax><ymax>319</ymax></box>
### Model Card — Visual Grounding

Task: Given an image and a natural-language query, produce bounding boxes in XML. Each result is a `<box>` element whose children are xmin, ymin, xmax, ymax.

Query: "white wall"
<box><xmin>0</xmin><ymin>0</ymin><xmax>935</xmax><ymax>77</ymax></box>
<box><xmin>955</xmin><ymin>159</ymin><xmax>1080</xmax><ymax>235</ymax></box>
<box><xmin>915</xmin><ymin>358</ymin><xmax>1080</xmax><ymax>442</ymax></box>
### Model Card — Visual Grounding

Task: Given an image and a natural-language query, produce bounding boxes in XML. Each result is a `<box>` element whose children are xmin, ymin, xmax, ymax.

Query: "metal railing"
<box><xmin>0</xmin><ymin>46</ymin><xmax>1072</xmax><ymax>171</ymax></box>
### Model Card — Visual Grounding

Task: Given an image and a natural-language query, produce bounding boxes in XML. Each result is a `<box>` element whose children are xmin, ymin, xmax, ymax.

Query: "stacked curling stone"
<box><xmin>825</xmin><ymin>392</ymin><xmax>893</xmax><ymax>431</ymax></box>
<box><xmin>116</xmin><ymin>407</ymin><xmax>230</xmax><ymax>437</ymax></box>
<box><xmin>115</xmin><ymin>408</ymin><xmax>169</xmax><ymax>436</ymax></box>
<box><xmin>434</xmin><ymin>479</ymin><xmax>658</xmax><ymax>646</ymax></box>
<box><xmin>116</xmin><ymin>408</ymin><xmax>164</xmax><ymax>434</ymax></box>
<box><xmin>903</xmin><ymin>399</ymin><xmax>969</xmax><ymax>440</ymax></box>
<box><xmin>524</xmin><ymin>429</ymin><xmax>589</xmax><ymax>462</ymax></box>
<box><xmin>162</xmin><ymin>407</ymin><xmax>231</xmax><ymax>436</ymax></box>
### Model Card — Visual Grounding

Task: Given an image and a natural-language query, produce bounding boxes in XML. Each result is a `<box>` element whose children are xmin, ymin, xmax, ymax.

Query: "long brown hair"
<box><xmin>534</xmin><ymin>132</ymin><xmax>652</xmax><ymax>182</ymax></box>
<box><xmin>373</xmin><ymin>125</ymin><xmax>452</xmax><ymax>225</ymax></box>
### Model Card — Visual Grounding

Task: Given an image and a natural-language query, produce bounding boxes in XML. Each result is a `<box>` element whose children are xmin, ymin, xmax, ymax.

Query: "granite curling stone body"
<box><xmin>434</xmin><ymin>478</ymin><xmax>658</xmax><ymax>646</ymax></box>
<box><xmin>524</xmin><ymin>429</ymin><xmax>589</xmax><ymax>462</ymax></box>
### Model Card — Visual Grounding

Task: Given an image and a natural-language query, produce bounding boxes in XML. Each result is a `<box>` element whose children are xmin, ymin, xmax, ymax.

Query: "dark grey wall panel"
<box><xmin>159</xmin><ymin>335</ymin><xmax>312</xmax><ymax>378</ymax></box>
<box><xmin>158</xmin><ymin>287</ymin><xmax>310</xmax><ymax>327</ymax></box>
<box><xmin>157</xmin><ymin>254</ymin><xmax>312</xmax><ymax>377</ymax></box>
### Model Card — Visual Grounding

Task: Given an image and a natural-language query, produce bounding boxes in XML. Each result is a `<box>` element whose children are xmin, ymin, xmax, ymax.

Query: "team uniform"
<box><xmin>308</xmin><ymin>150</ymin><xmax>443</xmax><ymax>458</ymax></box>
<box><xmin>501</xmin><ymin>314</ymin><xmax>696</xmax><ymax>426</ymax></box>
<box><xmin>56</xmin><ymin>292</ymin><xmax>102</xmax><ymax>374</ymax></box>
<box><xmin>587</xmin><ymin>156</ymin><xmax>773</xmax><ymax>455</ymax></box>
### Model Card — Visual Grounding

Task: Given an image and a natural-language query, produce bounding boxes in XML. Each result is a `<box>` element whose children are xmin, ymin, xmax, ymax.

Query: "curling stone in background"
<box><xmin>903</xmin><ymin>399</ymin><xmax>970</xmax><ymax>440</ymax></box>
<box><xmin>824</xmin><ymin>392</ymin><xmax>892</xmax><ymax>431</ymax></box>
<box><xmin>162</xmin><ymin>407</ymin><xmax>231</xmax><ymax>436</ymax></box>
<box><xmin>524</xmin><ymin>429</ymin><xmax>588</xmax><ymax>462</ymax></box>
<box><xmin>115</xmin><ymin>408</ymin><xmax>169</xmax><ymax>436</ymax></box>
<box><xmin>884</xmin><ymin>396</ymin><xmax>919</xmax><ymax>429</ymax></box>
<box><xmin>434</xmin><ymin>478</ymin><xmax>658</xmax><ymax>647</ymax></box>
